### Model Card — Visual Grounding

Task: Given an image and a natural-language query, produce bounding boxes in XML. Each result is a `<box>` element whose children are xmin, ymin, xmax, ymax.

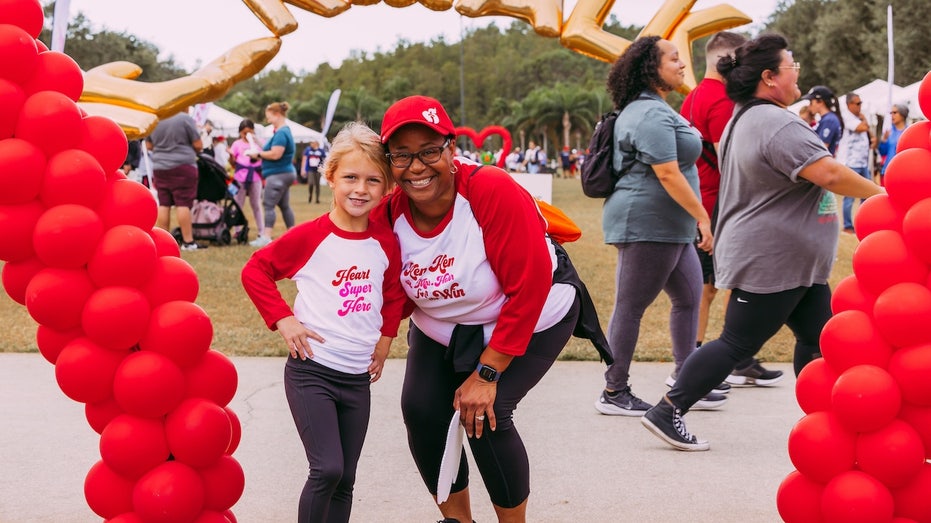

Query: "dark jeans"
<box><xmin>284</xmin><ymin>358</ymin><xmax>371</xmax><ymax>523</ymax></box>
<box><xmin>842</xmin><ymin>166</ymin><xmax>870</xmax><ymax>229</ymax></box>
<box><xmin>666</xmin><ymin>284</ymin><xmax>830</xmax><ymax>411</ymax></box>
<box><xmin>401</xmin><ymin>297</ymin><xmax>579</xmax><ymax>508</ymax></box>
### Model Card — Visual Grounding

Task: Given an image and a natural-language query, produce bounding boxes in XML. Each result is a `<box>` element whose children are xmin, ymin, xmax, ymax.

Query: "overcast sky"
<box><xmin>66</xmin><ymin>0</ymin><xmax>779</xmax><ymax>73</ymax></box>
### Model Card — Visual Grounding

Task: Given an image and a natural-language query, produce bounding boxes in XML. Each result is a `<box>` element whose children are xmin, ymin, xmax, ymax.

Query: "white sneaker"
<box><xmin>249</xmin><ymin>236</ymin><xmax>271</xmax><ymax>248</ymax></box>
<box><xmin>180</xmin><ymin>242</ymin><xmax>203</xmax><ymax>251</ymax></box>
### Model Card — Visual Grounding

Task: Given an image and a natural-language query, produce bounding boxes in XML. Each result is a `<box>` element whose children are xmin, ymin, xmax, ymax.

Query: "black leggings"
<box><xmin>400</xmin><ymin>298</ymin><xmax>579</xmax><ymax>508</ymax></box>
<box><xmin>666</xmin><ymin>284</ymin><xmax>830</xmax><ymax>412</ymax></box>
<box><xmin>284</xmin><ymin>358</ymin><xmax>371</xmax><ymax>523</ymax></box>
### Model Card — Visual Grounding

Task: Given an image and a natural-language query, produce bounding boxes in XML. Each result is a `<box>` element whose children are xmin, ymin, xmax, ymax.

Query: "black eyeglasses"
<box><xmin>386</xmin><ymin>139</ymin><xmax>450</xmax><ymax>168</ymax></box>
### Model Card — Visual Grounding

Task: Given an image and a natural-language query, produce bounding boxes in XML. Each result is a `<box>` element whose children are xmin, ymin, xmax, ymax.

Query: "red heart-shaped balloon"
<box><xmin>454</xmin><ymin>125</ymin><xmax>512</xmax><ymax>169</ymax></box>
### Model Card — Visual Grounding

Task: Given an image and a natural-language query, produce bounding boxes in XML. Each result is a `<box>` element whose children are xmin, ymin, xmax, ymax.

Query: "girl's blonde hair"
<box><xmin>322</xmin><ymin>122</ymin><xmax>394</xmax><ymax>191</ymax></box>
<box><xmin>266</xmin><ymin>101</ymin><xmax>290</xmax><ymax>115</ymax></box>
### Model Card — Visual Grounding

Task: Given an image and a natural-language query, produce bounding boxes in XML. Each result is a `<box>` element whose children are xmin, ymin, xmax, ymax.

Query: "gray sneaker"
<box><xmin>595</xmin><ymin>387</ymin><xmax>652</xmax><ymax>416</ymax></box>
<box><xmin>642</xmin><ymin>400</ymin><xmax>710</xmax><ymax>451</ymax></box>
<box><xmin>726</xmin><ymin>359</ymin><xmax>784</xmax><ymax>386</ymax></box>
<box><xmin>665</xmin><ymin>373</ymin><xmax>731</xmax><ymax>394</ymax></box>
<box><xmin>691</xmin><ymin>392</ymin><xmax>728</xmax><ymax>410</ymax></box>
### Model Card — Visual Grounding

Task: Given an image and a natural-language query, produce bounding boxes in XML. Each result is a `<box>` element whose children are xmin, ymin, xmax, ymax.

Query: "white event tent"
<box><xmin>201</xmin><ymin>103</ymin><xmax>329</xmax><ymax>145</ymax></box>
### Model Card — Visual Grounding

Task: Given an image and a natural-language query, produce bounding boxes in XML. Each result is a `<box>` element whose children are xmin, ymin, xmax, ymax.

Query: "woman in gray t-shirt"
<box><xmin>594</xmin><ymin>36</ymin><xmax>719</xmax><ymax>418</ymax></box>
<box><xmin>643</xmin><ymin>34</ymin><xmax>884</xmax><ymax>452</ymax></box>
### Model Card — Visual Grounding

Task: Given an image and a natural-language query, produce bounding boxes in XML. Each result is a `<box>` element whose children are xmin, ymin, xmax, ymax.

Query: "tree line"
<box><xmin>42</xmin><ymin>0</ymin><xmax>931</xmax><ymax>151</ymax></box>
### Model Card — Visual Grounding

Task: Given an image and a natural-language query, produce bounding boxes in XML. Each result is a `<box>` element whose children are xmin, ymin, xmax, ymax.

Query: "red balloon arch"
<box><xmin>778</xmin><ymin>70</ymin><xmax>931</xmax><ymax>523</ymax></box>
<box><xmin>0</xmin><ymin>1</ymin><xmax>243</xmax><ymax>521</ymax></box>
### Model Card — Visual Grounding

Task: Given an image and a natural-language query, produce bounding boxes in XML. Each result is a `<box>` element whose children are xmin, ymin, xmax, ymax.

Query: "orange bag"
<box><xmin>536</xmin><ymin>199</ymin><xmax>582</xmax><ymax>244</ymax></box>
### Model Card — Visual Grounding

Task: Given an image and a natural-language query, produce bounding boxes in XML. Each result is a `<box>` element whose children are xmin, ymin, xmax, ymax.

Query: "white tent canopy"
<box><xmin>257</xmin><ymin>119</ymin><xmax>328</xmax><ymax>145</ymax></box>
<box><xmin>197</xmin><ymin>103</ymin><xmax>329</xmax><ymax>145</ymax></box>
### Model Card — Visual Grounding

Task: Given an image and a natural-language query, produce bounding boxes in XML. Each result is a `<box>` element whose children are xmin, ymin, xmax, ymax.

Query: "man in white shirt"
<box><xmin>836</xmin><ymin>93</ymin><xmax>874</xmax><ymax>233</ymax></box>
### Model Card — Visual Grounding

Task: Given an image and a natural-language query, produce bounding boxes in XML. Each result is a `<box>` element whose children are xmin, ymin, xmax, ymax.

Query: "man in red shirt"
<box><xmin>679</xmin><ymin>31</ymin><xmax>784</xmax><ymax>387</ymax></box>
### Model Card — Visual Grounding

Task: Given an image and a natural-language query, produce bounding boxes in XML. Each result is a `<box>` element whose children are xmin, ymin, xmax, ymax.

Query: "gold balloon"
<box><xmin>455</xmin><ymin>0</ymin><xmax>562</xmax><ymax>38</ymax></box>
<box><xmin>78</xmin><ymin>0</ymin><xmax>752</xmax><ymax>138</ymax></box>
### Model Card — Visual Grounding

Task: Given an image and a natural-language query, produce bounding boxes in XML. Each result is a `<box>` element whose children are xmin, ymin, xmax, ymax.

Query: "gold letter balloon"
<box><xmin>79</xmin><ymin>0</ymin><xmax>750</xmax><ymax>138</ymax></box>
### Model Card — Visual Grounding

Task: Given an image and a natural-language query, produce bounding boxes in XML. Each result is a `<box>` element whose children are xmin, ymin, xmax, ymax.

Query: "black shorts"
<box><xmin>696</xmin><ymin>244</ymin><xmax>714</xmax><ymax>285</ymax></box>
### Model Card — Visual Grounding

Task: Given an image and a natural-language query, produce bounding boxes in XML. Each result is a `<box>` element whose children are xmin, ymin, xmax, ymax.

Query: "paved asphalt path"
<box><xmin>0</xmin><ymin>353</ymin><xmax>800</xmax><ymax>522</ymax></box>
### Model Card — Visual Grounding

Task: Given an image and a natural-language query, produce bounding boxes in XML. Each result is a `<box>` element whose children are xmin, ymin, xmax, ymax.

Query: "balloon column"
<box><xmin>0</xmin><ymin>1</ymin><xmax>244</xmax><ymax>522</ymax></box>
<box><xmin>777</xmin><ymin>70</ymin><xmax>931</xmax><ymax>523</ymax></box>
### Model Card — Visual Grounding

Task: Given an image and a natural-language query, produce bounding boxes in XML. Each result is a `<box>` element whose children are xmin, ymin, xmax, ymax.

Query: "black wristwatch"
<box><xmin>475</xmin><ymin>362</ymin><xmax>501</xmax><ymax>382</ymax></box>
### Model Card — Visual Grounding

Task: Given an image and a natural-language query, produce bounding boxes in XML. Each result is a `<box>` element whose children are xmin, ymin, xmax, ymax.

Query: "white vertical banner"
<box><xmin>885</xmin><ymin>4</ymin><xmax>894</xmax><ymax>132</ymax></box>
<box><xmin>51</xmin><ymin>0</ymin><xmax>72</xmax><ymax>53</ymax></box>
<box><xmin>322</xmin><ymin>88</ymin><xmax>341</xmax><ymax>138</ymax></box>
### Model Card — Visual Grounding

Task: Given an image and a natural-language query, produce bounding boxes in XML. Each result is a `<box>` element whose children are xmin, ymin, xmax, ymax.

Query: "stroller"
<box><xmin>172</xmin><ymin>153</ymin><xmax>249</xmax><ymax>246</ymax></box>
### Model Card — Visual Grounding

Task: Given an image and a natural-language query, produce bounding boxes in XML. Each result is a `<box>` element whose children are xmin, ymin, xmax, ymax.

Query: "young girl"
<box><xmin>241</xmin><ymin>122</ymin><xmax>406</xmax><ymax>523</ymax></box>
<box><xmin>228</xmin><ymin>119</ymin><xmax>265</xmax><ymax>241</ymax></box>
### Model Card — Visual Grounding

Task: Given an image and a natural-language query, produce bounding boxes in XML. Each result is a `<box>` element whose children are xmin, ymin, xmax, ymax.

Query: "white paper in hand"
<box><xmin>436</xmin><ymin>410</ymin><xmax>465</xmax><ymax>504</ymax></box>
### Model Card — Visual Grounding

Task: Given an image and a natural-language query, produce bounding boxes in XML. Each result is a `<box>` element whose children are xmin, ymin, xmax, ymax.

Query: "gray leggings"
<box><xmin>263</xmin><ymin>172</ymin><xmax>297</xmax><ymax>231</ymax></box>
<box><xmin>604</xmin><ymin>242</ymin><xmax>702</xmax><ymax>391</ymax></box>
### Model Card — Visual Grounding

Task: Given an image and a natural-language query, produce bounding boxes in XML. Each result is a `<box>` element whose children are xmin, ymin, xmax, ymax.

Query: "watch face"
<box><xmin>478</xmin><ymin>364</ymin><xmax>498</xmax><ymax>382</ymax></box>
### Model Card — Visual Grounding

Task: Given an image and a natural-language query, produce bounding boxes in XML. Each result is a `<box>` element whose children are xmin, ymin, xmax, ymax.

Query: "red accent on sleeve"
<box><xmin>240</xmin><ymin>218</ymin><xmax>329</xmax><ymax>330</ymax></box>
<box><xmin>372</xmin><ymin>223</ymin><xmax>409</xmax><ymax>338</ymax></box>
<box><xmin>463</xmin><ymin>164</ymin><xmax>552</xmax><ymax>356</ymax></box>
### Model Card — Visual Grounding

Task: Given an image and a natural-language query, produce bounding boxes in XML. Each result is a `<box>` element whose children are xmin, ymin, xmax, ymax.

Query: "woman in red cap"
<box><xmin>376</xmin><ymin>95</ymin><xmax>609</xmax><ymax>523</ymax></box>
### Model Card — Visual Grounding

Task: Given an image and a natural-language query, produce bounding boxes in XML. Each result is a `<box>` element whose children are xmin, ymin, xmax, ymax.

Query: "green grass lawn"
<box><xmin>0</xmin><ymin>178</ymin><xmax>860</xmax><ymax>362</ymax></box>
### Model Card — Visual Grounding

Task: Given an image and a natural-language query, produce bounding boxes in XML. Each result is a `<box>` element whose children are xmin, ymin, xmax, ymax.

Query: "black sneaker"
<box><xmin>726</xmin><ymin>359</ymin><xmax>784</xmax><ymax>386</ymax></box>
<box><xmin>641</xmin><ymin>400</ymin><xmax>710</xmax><ymax>451</ymax></box>
<box><xmin>691</xmin><ymin>392</ymin><xmax>728</xmax><ymax>410</ymax></box>
<box><xmin>594</xmin><ymin>387</ymin><xmax>653</xmax><ymax>416</ymax></box>
<box><xmin>664</xmin><ymin>372</ymin><xmax>730</xmax><ymax>394</ymax></box>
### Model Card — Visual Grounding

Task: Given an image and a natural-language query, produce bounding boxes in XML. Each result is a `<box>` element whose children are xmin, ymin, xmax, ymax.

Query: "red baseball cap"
<box><xmin>380</xmin><ymin>95</ymin><xmax>455</xmax><ymax>143</ymax></box>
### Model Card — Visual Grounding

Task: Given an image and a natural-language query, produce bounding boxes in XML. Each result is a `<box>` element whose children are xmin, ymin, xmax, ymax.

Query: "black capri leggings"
<box><xmin>666</xmin><ymin>284</ymin><xmax>831</xmax><ymax>412</ymax></box>
<box><xmin>400</xmin><ymin>297</ymin><xmax>580</xmax><ymax>508</ymax></box>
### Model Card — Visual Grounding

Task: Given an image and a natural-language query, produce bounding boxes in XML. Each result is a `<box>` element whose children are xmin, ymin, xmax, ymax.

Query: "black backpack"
<box><xmin>580</xmin><ymin>110</ymin><xmax>620</xmax><ymax>198</ymax></box>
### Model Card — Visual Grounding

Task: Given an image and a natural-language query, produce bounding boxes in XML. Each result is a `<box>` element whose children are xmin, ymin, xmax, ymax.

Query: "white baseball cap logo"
<box><xmin>422</xmin><ymin>108</ymin><xmax>440</xmax><ymax>124</ymax></box>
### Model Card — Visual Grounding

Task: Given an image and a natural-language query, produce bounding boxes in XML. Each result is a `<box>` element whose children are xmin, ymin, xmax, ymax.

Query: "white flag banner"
<box><xmin>51</xmin><ymin>0</ymin><xmax>72</xmax><ymax>53</ymax></box>
<box><xmin>885</xmin><ymin>4</ymin><xmax>894</xmax><ymax>132</ymax></box>
<box><xmin>322</xmin><ymin>88</ymin><xmax>341</xmax><ymax>137</ymax></box>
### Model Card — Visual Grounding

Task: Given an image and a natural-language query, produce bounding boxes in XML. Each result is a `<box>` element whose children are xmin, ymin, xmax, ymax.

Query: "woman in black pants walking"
<box><xmin>642</xmin><ymin>34</ymin><xmax>884</xmax><ymax>451</ymax></box>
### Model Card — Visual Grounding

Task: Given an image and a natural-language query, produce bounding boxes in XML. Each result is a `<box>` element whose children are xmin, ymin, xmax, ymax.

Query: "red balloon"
<box><xmin>831</xmin><ymin>275</ymin><xmax>877</xmax><ymax>315</ymax></box>
<box><xmin>776</xmin><ymin>470</ymin><xmax>825</xmax><ymax>523</ymax></box>
<box><xmin>795</xmin><ymin>357</ymin><xmax>839</xmax><ymax>414</ymax></box>
<box><xmin>899</xmin><ymin>403</ymin><xmax>931</xmax><ymax>460</ymax></box>
<box><xmin>0</xmin><ymin>137</ymin><xmax>44</xmax><ymax>204</ymax></box>
<box><xmin>150</xmin><ymin>227</ymin><xmax>182</xmax><ymax>258</ymax></box>
<box><xmin>0</xmin><ymin>23</ymin><xmax>38</xmax><ymax>84</ymax></box>
<box><xmin>80</xmin><ymin>115</ymin><xmax>129</xmax><ymax>174</ymax></box>
<box><xmin>84</xmin><ymin>460</ymin><xmax>135</xmax><ymax>520</ymax></box>
<box><xmin>105</xmin><ymin>513</ymin><xmax>145</xmax><ymax>523</ymax></box>
<box><xmin>896</xmin><ymin>121</ymin><xmax>931</xmax><ymax>154</ymax></box>
<box><xmin>851</xmin><ymin>229</ymin><xmax>928</xmax><ymax>296</ymax></box>
<box><xmin>856</xmin><ymin>419</ymin><xmax>925</xmax><ymax>489</ymax></box>
<box><xmin>142</xmin><ymin>256</ymin><xmax>199</xmax><ymax>306</ymax></box>
<box><xmin>819</xmin><ymin>310</ymin><xmax>892</xmax><ymax>373</ymax></box>
<box><xmin>820</xmin><ymin>470</ymin><xmax>894</xmax><ymax>523</ymax></box>
<box><xmin>85</xmin><ymin>396</ymin><xmax>124</xmax><ymax>435</ymax></box>
<box><xmin>14</xmin><ymin>90</ymin><xmax>83</xmax><ymax>156</ymax></box>
<box><xmin>832</xmin><ymin>365</ymin><xmax>902</xmax><ymax>433</ymax></box>
<box><xmin>892</xmin><ymin>462</ymin><xmax>931</xmax><ymax>522</ymax></box>
<box><xmin>132</xmin><ymin>461</ymin><xmax>206</xmax><ymax>523</ymax></box>
<box><xmin>113</xmin><ymin>351</ymin><xmax>185</xmax><ymax>418</ymax></box>
<box><xmin>0</xmin><ymin>77</ymin><xmax>25</xmax><ymax>139</ymax></box>
<box><xmin>787</xmin><ymin>411</ymin><xmax>857</xmax><ymax>484</ymax></box>
<box><xmin>108</xmin><ymin>168</ymin><xmax>127</xmax><ymax>182</ymax></box>
<box><xmin>54</xmin><ymin>337</ymin><xmax>127</xmax><ymax>403</ymax></box>
<box><xmin>165</xmin><ymin>398</ymin><xmax>232</xmax><ymax>468</ymax></box>
<box><xmin>0</xmin><ymin>200</ymin><xmax>44</xmax><ymax>262</ymax></box>
<box><xmin>35</xmin><ymin>324</ymin><xmax>81</xmax><ymax>364</ymax></box>
<box><xmin>100</xmin><ymin>414</ymin><xmax>170</xmax><ymax>480</ymax></box>
<box><xmin>87</xmin><ymin>225</ymin><xmax>158</xmax><ymax>288</ymax></box>
<box><xmin>198</xmin><ymin>455</ymin><xmax>244</xmax><ymax>511</ymax></box>
<box><xmin>1</xmin><ymin>255</ymin><xmax>44</xmax><ymax>305</ymax></box>
<box><xmin>902</xmin><ymin>198</ymin><xmax>931</xmax><ymax>264</ymax></box>
<box><xmin>224</xmin><ymin>407</ymin><xmax>241</xmax><ymax>455</ymax></box>
<box><xmin>192</xmin><ymin>511</ymin><xmax>233</xmax><ymax>523</ymax></box>
<box><xmin>82</xmin><ymin>286</ymin><xmax>151</xmax><ymax>351</ymax></box>
<box><xmin>32</xmin><ymin>203</ymin><xmax>104</xmax><ymax>269</ymax></box>
<box><xmin>0</xmin><ymin>0</ymin><xmax>42</xmax><ymax>36</ymax></box>
<box><xmin>918</xmin><ymin>71</ymin><xmax>931</xmax><ymax>123</ymax></box>
<box><xmin>223</xmin><ymin>510</ymin><xmax>237</xmax><ymax>523</ymax></box>
<box><xmin>139</xmin><ymin>301</ymin><xmax>213</xmax><ymax>368</ymax></box>
<box><xmin>885</xmin><ymin>148</ymin><xmax>931</xmax><ymax>211</ymax></box>
<box><xmin>21</xmin><ymin>50</ymin><xmax>83</xmax><ymax>101</ymax></box>
<box><xmin>97</xmin><ymin>179</ymin><xmax>158</xmax><ymax>230</ymax></box>
<box><xmin>873</xmin><ymin>283</ymin><xmax>931</xmax><ymax>348</ymax></box>
<box><xmin>41</xmin><ymin>149</ymin><xmax>107</xmax><ymax>208</ymax></box>
<box><xmin>889</xmin><ymin>345</ymin><xmax>931</xmax><ymax>407</ymax></box>
<box><xmin>185</xmin><ymin>350</ymin><xmax>238</xmax><ymax>407</ymax></box>
<box><xmin>25</xmin><ymin>267</ymin><xmax>95</xmax><ymax>331</ymax></box>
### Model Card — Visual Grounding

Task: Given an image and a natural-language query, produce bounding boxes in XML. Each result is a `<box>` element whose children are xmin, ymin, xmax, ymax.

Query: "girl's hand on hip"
<box><xmin>275</xmin><ymin>315</ymin><xmax>324</xmax><ymax>360</ymax></box>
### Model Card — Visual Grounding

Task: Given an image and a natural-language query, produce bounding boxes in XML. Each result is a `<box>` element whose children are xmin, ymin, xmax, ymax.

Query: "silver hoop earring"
<box><xmin>449</xmin><ymin>163</ymin><xmax>459</xmax><ymax>176</ymax></box>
